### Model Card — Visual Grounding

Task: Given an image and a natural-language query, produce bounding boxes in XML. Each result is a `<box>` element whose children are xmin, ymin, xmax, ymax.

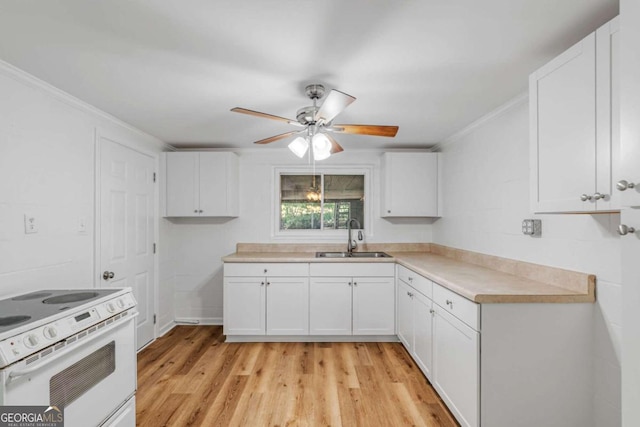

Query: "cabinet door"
<box><xmin>165</xmin><ymin>152</ymin><xmax>199</xmax><ymax>217</ymax></box>
<box><xmin>309</xmin><ymin>277</ymin><xmax>352</xmax><ymax>335</ymax></box>
<box><xmin>199</xmin><ymin>152</ymin><xmax>238</xmax><ymax>217</ymax></box>
<box><xmin>352</xmin><ymin>277</ymin><xmax>395</xmax><ymax>335</ymax></box>
<box><xmin>530</xmin><ymin>33</ymin><xmax>597</xmax><ymax>213</ymax></box>
<box><xmin>223</xmin><ymin>277</ymin><xmax>265</xmax><ymax>335</ymax></box>
<box><xmin>266</xmin><ymin>277</ymin><xmax>309</xmax><ymax>335</ymax></box>
<box><xmin>596</xmin><ymin>18</ymin><xmax>620</xmax><ymax>211</ymax></box>
<box><xmin>433</xmin><ymin>308</ymin><xmax>479</xmax><ymax>427</ymax></box>
<box><xmin>413</xmin><ymin>291</ymin><xmax>434</xmax><ymax>380</ymax></box>
<box><xmin>382</xmin><ymin>153</ymin><xmax>438</xmax><ymax>217</ymax></box>
<box><xmin>396</xmin><ymin>280</ymin><xmax>414</xmax><ymax>351</ymax></box>
<box><xmin>620</xmin><ymin>8</ymin><xmax>640</xmax><ymax>207</ymax></box>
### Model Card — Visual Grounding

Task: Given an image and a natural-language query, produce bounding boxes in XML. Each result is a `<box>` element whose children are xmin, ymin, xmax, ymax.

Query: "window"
<box><xmin>278</xmin><ymin>172</ymin><xmax>366</xmax><ymax>232</ymax></box>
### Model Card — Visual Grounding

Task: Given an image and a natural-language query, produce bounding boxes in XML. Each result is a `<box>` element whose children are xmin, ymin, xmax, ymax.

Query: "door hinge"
<box><xmin>153</xmin><ymin>243</ymin><xmax>156</xmax><ymax>254</ymax></box>
<box><xmin>153</xmin><ymin>172</ymin><xmax>156</xmax><ymax>183</ymax></box>
<box><xmin>153</xmin><ymin>314</ymin><xmax>157</xmax><ymax>324</ymax></box>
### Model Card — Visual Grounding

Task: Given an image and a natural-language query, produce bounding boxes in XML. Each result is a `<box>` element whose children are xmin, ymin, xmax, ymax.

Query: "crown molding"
<box><xmin>0</xmin><ymin>58</ymin><xmax>173</xmax><ymax>151</ymax></box>
<box><xmin>432</xmin><ymin>91</ymin><xmax>528</xmax><ymax>151</ymax></box>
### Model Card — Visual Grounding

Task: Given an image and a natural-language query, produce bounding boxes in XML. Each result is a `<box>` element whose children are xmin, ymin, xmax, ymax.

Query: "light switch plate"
<box><xmin>24</xmin><ymin>213</ymin><xmax>38</xmax><ymax>234</ymax></box>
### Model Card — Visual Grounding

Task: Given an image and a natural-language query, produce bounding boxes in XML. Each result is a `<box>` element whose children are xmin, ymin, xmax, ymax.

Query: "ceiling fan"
<box><xmin>231</xmin><ymin>84</ymin><xmax>399</xmax><ymax>160</ymax></box>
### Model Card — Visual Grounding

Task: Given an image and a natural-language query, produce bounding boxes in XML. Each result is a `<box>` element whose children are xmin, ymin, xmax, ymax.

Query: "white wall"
<box><xmin>432</xmin><ymin>96</ymin><xmax>622</xmax><ymax>426</ymax></box>
<box><xmin>165</xmin><ymin>149</ymin><xmax>435</xmax><ymax>323</ymax></box>
<box><xmin>0</xmin><ymin>61</ymin><xmax>173</xmax><ymax>333</ymax></box>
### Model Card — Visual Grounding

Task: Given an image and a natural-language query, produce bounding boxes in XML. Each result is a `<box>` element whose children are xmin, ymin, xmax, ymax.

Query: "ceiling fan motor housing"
<box><xmin>296</xmin><ymin>106</ymin><xmax>317</xmax><ymax>125</ymax></box>
<box><xmin>305</xmin><ymin>84</ymin><xmax>325</xmax><ymax>100</ymax></box>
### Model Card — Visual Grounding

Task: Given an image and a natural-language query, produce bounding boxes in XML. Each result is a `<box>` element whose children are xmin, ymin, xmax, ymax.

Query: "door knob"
<box><xmin>618</xmin><ymin>224</ymin><xmax>636</xmax><ymax>236</ymax></box>
<box><xmin>580</xmin><ymin>194</ymin><xmax>592</xmax><ymax>202</ymax></box>
<box><xmin>616</xmin><ymin>180</ymin><xmax>636</xmax><ymax>191</ymax></box>
<box><xmin>102</xmin><ymin>271</ymin><xmax>115</xmax><ymax>280</ymax></box>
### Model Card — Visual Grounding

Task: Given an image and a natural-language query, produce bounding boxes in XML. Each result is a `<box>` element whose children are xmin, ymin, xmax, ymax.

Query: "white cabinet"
<box><xmin>309</xmin><ymin>263</ymin><xmax>395</xmax><ymax>336</ymax></box>
<box><xmin>165</xmin><ymin>152</ymin><xmax>239</xmax><ymax>217</ymax></box>
<box><xmin>397</xmin><ymin>277</ymin><xmax>434</xmax><ymax>379</ymax></box>
<box><xmin>432</xmin><ymin>305</ymin><xmax>479</xmax><ymax>427</ymax></box>
<box><xmin>223</xmin><ymin>263</ymin><xmax>309</xmax><ymax>336</ymax></box>
<box><xmin>397</xmin><ymin>265</ymin><xmax>479</xmax><ymax>427</ymax></box>
<box><xmin>381</xmin><ymin>152</ymin><xmax>440</xmax><ymax>217</ymax></box>
<box><xmin>223</xmin><ymin>276</ymin><xmax>265</xmax><ymax>335</ymax></box>
<box><xmin>530</xmin><ymin>17</ymin><xmax>619</xmax><ymax>213</ymax></box>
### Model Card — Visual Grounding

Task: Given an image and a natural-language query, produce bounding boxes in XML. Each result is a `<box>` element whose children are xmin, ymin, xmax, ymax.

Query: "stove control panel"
<box><xmin>0</xmin><ymin>291</ymin><xmax>137</xmax><ymax>368</ymax></box>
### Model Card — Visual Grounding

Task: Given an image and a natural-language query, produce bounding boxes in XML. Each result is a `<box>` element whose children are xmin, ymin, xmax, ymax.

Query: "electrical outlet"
<box><xmin>521</xmin><ymin>219</ymin><xmax>541</xmax><ymax>236</ymax></box>
<box><xmin>24</xmin><ymin>213</ymin><xmax>38</xmax><ymax>234</ymax></box>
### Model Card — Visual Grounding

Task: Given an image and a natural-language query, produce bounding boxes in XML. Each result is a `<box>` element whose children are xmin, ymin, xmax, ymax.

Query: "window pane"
<box><xmin>323</xmin><ymin>175</ymin><xmax>364</xmax><ymax>229</ymax></box>
<box><xmin>280</xmin><ymin>175</ymin><xmax>321</xmax><ymax>230</ymax></box>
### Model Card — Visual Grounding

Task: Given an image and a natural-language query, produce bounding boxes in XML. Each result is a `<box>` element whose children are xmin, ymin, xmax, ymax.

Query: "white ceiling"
<box><xmin>0</xmin><ymin>0</ymin><xmax>618</xmax><ymax>150</ymax></box>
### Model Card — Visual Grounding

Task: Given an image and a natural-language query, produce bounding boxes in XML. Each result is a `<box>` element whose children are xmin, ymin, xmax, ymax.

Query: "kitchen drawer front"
<box><xmin>224</xmin><ymin>263</ymin><xmax>309</xmax><ymax>277</ymax></box>
<box><xmin>433</xmin><ymin>283</ymin><xmax>480</xmax><ymax>331</ymax></box>
<box><xmin>397</xmin><ymin>265</ymin><xmax>432</xmax><ymax>299</ymax></box>
<box><xmin>309</xmin><ymin>263</ymin><xmax>395</xmax><ymax>277</ymax></box>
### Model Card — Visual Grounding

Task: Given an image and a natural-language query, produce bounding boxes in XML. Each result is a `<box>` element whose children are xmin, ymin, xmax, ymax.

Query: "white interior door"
<box><xmin>99</xmin><ymin>135</ymin><xmax>156</xmax><ymax>349</ymax></box>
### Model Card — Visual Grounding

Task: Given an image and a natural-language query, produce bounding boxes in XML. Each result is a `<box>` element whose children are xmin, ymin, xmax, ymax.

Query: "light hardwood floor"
<box><xmin>137</xmin><ymin>326</ymin><xmax>459</xmax><ymax>426</ymax></box>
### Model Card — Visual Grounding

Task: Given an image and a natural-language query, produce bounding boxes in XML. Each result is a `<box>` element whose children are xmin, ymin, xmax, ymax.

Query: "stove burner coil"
<box><xmin>0</xmin><ymin>315</ymin><xmax>31</xmax><ymax>326</ymax></box>
<box><xmin>43</xmin><ymin>292</ymin><xmax>100</xmax><ymax>305</ymax></box>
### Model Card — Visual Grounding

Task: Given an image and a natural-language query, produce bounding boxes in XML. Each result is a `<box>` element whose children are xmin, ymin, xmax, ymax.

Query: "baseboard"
<box><xmin>158</xmin><ymin>321</ymin><xmax>177</xmax><ymax>337</ymax></box>
<box><xmin>225</xmin><ymin>335</ymin><xmax>400</xmax><ymax>343</ymax></box>
<box><xmin>175</xmin><ymin>317</ymin><xmax>223</xmax><ymax>325</ymax></box>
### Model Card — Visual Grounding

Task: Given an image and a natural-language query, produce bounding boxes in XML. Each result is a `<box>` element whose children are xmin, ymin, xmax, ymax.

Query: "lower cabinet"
<box><xmin>432</xmin><ymin>307</ymin><xmax>479</xmax><ymax>427</ymax></box>
<box><xmin>397</xmin><ymin>265</ymin><xmax>479</xmax><ymax>427</ymax></box>
<box><xmin>309</xmin><ymin>276</ymin><xmax>395</xmax><ymax>335</ymax></box>
<box><xmin>223</xmin><ymin>263</ymin><xmax>309</xmax><ymax>336</ymax></box>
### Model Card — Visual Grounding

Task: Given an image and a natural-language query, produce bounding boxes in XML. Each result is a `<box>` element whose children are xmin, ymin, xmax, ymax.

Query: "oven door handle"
<box><xmin>7</xmin><ymin>312</ymin><xmax>138</xmax><ymax>383</ymax></box>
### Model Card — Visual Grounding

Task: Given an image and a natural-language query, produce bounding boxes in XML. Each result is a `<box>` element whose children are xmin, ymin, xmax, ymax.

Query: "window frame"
<box><xmin>272</xmin><ymin>165</ymin><xmax>373</xmax><ymax>240</ymax></box>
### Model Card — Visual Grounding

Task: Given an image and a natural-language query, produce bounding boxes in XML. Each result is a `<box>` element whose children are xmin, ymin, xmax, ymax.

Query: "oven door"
<box><xmin>1</xmin><ymin>313</ymin><xmax>136</xmax><ymax>427</ymax></box>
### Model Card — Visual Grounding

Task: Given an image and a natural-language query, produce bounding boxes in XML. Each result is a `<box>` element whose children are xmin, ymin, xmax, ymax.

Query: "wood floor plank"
<box><xmin>137</xmin><ymin>326</ymin><xmax>460</xmax><ymax>427</ymax></box>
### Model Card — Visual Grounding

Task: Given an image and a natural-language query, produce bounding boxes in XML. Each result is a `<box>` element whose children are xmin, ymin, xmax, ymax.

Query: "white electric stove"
<box><xmin>0</xmin><ymin>288</ymin><xmax>138</xmax><ymax>427</ymax></box>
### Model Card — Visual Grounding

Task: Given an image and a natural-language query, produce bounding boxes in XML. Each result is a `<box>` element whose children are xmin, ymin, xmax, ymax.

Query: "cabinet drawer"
<box><xmin>309</xmin><ymin>263</ymin><xmax>394</xmax><ymax>277</ymax></box>
<box><xmin>397</xmin><ymin>265</ymin><xmax>432</xmax><ymax>299</ymax></box>
<box><xmin>224</xmin><ymin>263</ymin><xmax>309</xmax><ymax>277</ymax></box>
<box><xmin>433</xmin><ymin>283</ymin><xmax>480</xmax><ymax>331</ymax></box>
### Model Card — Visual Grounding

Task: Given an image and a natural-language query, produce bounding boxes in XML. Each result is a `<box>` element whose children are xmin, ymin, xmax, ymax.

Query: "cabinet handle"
<box><xmin>429</xmin><ymin>309</ymin><xmax>435</xmax><ymax>314</ymax></box>
<box><xmin>580</xmin><ymin>194</ymin><xmax>592</xmax><ymax>202</ymax></box>
<box><xmin>408</xmin><ymin>277</ymin><xmax>413</xmax><ymax>282</ymax></box>
<box><xmin>264</xmin><ymin>269</ymin><xmax>268</xmax><ymax>274</ymax></box>
<box><xmin>617</xmin><ymin>180</ymin><xmax>636</xmax><ymax>191</ymax></box>
<box><xmin>387</xmin><ymin>210</ymin><xmax>391</xmax><ymax>214</ymax></box>
<box><xmin>266</xmin><ymin>282</ymin><xmax>270</xmax><ymax>286</ymax></box>
<box><xmin>593</xmin><ymin>192</ymin><xmax>606</xmax><ymax>200</ymax></box>
<box><xmin>194</xmin><ymin>209</ymin><xmax>198</xmax><ymax>213</ymax></box>
<box><xmin>260</xmin><ymin>281</ymin><xmax>265</xmax><ymax>286</ymax></box>
<box><xmin>199</xmin><ymin>209</ymin><xmax>203</xmax><ymax>213</ymax></box>
<box><xmin>353</xmin><ymin>282</ymin><xmax>357</xmax><ymax>286</ymax></box>
<box><xmin>446</xmin><ymin>299</ymin><xmax>453</xmax><ymax>308</ymax></box>
<box><xmin>348</xmin><ymin>282</ymin><xmax>352</xmax><ymax>286</ymax></box>
<box><xmin>618</xmin><ymin>224</ymin><xmax>636</xmax><ymax>236</ymax></box>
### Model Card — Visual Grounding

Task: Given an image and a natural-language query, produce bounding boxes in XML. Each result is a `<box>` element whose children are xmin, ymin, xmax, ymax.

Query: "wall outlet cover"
<box><xmin>24</xmin><ymin>213</ymin><xmax>38</xmax><ymax>234</ymax></box>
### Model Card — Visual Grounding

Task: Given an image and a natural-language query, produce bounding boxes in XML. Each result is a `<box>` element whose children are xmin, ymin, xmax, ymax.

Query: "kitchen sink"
<box><xmin>315</xmin><ymin>251</ymin><xmax>391</xmax><ymax>258</ymax></box>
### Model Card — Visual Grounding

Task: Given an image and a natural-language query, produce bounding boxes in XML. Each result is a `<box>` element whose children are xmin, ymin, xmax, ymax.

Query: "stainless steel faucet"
<box><xmin>347</xmin><ymin>218</ymin><xmax>361</xmax><ymax>254</ymax></box>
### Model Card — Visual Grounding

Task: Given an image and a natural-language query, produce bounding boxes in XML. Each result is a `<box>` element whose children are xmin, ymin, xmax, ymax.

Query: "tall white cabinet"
<box><xmin>530</xmin><ymin>18</ymin><xmax>619</xmax><ymax>213</ymax></box>
<box><xmin>164</xmin><ymin>151</ymin><xmax>239</xmax><ymax>217</ymax></box>
<box><xmin>620</xmin><ymin>1</ymin><xmax>640</xmax><ymax>424</ymax></box>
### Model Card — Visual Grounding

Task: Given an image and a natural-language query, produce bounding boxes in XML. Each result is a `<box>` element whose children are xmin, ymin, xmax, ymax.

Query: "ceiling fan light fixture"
<box><xmin>312</xmin><ymin>133</ymin><xmax>332</xmax><ymax>161</ymax></box>
<box><xmin>288</xmin><ymin>136</ymin><xmax>309</xmax><ymax>158</ymax></box>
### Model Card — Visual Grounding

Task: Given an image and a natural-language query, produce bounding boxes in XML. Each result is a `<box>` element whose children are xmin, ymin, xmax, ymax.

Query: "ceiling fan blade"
<box><xmin>331</xmin><ymin>124</ymin><xmax>399</xmax><ymax>137</ymax></box>
<box><xmin>254</xmin><ymin>130</ymin><xmax>301</xmax><ymax>145</ymax></box>
<box><xmin>231</xmin><ymin>107</ymin><xmax>301</xmax><ymax>126</ymax></box>
<box><xmin>324</xmin><ymin>133</ymin><xmax>344</xmax><ymax>154</ymax></box>
<box><xmin>315</xmin><ymin>89</ymin><xmax>356</xmax><ymax>124</ymax></box>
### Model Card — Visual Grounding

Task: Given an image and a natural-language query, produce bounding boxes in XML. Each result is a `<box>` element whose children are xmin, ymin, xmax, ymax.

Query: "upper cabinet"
<box><xmin>530</xmin><ymin>17</ymin><xmax>619</xmax><ymax>213</ymax></box>
<box><xmin>381</xmin><ymin>152</ymin><xmax>440</xmax><ymax>217</ymax></box>
<box><xmin>164</xmin><ymin>152</ymin><xmax>239</xmax><ymax>217</ymax></box>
